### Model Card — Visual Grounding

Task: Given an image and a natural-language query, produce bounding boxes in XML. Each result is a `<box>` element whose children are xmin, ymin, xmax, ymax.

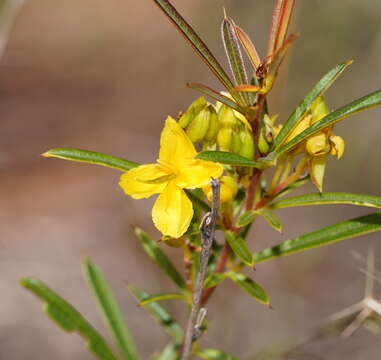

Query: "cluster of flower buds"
<box><xmin>179</xmin><ymin>97</ymin><xmax>219</xmax><ymax>145</ymax></box>
<box><xmin>215</xmin><ymin>105</ymin><xmax>254</xmax><ymax>159</ymax></box>
<box><xmin>178</xmin><ymin>97</ymin><xmax>255</xmax><ymax>159</ymax></box>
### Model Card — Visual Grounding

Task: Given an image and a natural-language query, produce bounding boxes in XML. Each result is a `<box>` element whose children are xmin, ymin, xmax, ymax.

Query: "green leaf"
<box><xmin>277</xmin><ymin>89</ymin><xmax>381</xmax><ymax>155</ymax></box>
<box><xmin>155</xmin><ymin>342</ymin><xmax>180</xmax><ymax>360</ymax></box>
<box><xmin>227</xmin><ymin>272</ymin><xmax>270</xmax><ymax>306</ymax></box>
<box><xmin>272</xmin><ymin>61</ymin><xmax>352</xmax><ymax>150</ymax></box>
<box><xmin>43</xmin><ymin>148</ymin><xmax>138</xmax><ymax>171</ymax></box>
<box><xmin>129</xmin><ymin>285</ymin><xmax>183</xmax><ymax>343</ymax></box>
<box><xmin>221</xmin><ymin>16</ymin><xmax>250</xmax><ymax>106</ymax></box>
<box><xmin>237</xmin><ymin>210</ymin><xmax>257</xmax><ymax>228</ymax></box>
<box><xmin>253</xmin><ymin>211</ymin><xmax>381</xmax><ymax>263</ymax></box>
<box><xmin>225</xmin><ymin>231</ymin><xmax>254</xmax><ymax>266</ymax></box>
<box><xmin>187</xmin><ymin>82</ymin><xmax>246</xmax><ymax>114</ymax></box>
<box><xmin>204</xmin><ymin>273</ymin><xmax>227</xmax><ymax>289</ymax></box>
<box><xmin>195</xmin><ymin>348</ymin><xmax>240</xmax><ymax>360</ymax></box>
<box><xmin>271</xmin><ymin>192</ymin><xmax>381</xmax><ymax>210</ymax></box>
<box><xmin>135</xmin><ymin>228</ymin><xmax>186</xmax><ymax>290</ymax></box>
<box><xmin>83</xmin><ymin>259</ymin><xmax>138</xmax><ymax>360</ymax></box>
<box><xmin>196</xmin><ymin>151</ymin><xmax>264</xmax><ymax>168</ymax></box>
<box><xmin>20</xmin><ymin>278</ymin><xmax>117</xmax><ymax>360</ymax></box>
<box><xmin>152</xmin><ymin>0</ymin><xmax>234</xmax><ymax>91</ymax></box>
<box><xmin>256</xmin><ymin>209</ymin><xmax>282</xmax><ymax>232</ymax></box>
<box><xmin>138</xmin><ymin>292</ymin><xmax>186</xmax><ymax>306</ymax></box>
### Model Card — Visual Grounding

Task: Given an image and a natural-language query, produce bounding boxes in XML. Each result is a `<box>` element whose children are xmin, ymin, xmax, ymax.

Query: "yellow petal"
<box><xmin>306</xmin><ymin>132</ymin><xmax>330</xmax><ymax>156</ymax></box>
<box><xmin>329</xmin><ymin>134</ymin><xmax>345</xmax><ymax>159</ymax></box>
<box><xmin>175</xmin><ymin>159</ymin><xmax>223</xmax><ymax>189</ymax></box>
<box><xmin>152</xmin><ymin>182</ymin><xmax>193</xmax><ymax>238</ymax></box>
<box><xmin>119</xmin><ymin>164</ymin><xmax>168</xmax><ymax>199</ymax></box>
<box><xmin>310</xmin><ymin>155</ymin><xmax>327</xmax><ymax>193</ymax></box>
<box><xmin>285</xmin><ymin>115</ymin><xmax>312</xmax><ymax>143</ymax></box>
<box><xmin>159</xmin><ymin>117</ymin><xmax>197</xmax><ymax>167</ymax></box>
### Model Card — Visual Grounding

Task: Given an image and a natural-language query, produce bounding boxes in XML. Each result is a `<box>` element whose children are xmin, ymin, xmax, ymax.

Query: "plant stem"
<box><xmin>182</xmin><ymin>179</ymin><xmax>220</xmax><ymax>360</ymax></box>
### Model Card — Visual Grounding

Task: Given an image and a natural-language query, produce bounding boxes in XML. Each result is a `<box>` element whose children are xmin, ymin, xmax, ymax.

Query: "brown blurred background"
<box><xmin>1</xmin><ymin>0</ymin><xmax>381</xmax><ymax>359</ymax></box>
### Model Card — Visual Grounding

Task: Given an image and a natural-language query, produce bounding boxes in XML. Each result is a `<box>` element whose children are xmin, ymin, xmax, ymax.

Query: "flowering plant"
<box><xmin>21</xmin><ymin>1</ymin><xmax>381</xmax><ymax>359</ymax></box>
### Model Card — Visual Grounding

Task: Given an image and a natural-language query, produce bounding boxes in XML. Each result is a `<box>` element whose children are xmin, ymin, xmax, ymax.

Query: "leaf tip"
<box><xmin>42</xmin><ymin>150</ymin><xmax>54</xmax><ymax>158</ymax></box>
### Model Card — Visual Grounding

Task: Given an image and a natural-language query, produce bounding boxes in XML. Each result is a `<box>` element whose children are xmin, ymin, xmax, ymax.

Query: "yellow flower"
<box><xmin>119</xmin><ymin>117</ymin><xmax>223</xmax><ymax>238</ymax></box>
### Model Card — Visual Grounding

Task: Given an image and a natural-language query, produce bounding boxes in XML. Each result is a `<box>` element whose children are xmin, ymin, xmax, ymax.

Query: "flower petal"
<box><xmin>159</xmin><ymin>117</ymin><xmax>197</xmax><ymax>167</ymax></box>
<box><xmin>310</xmin><ymin>155</ymin><xmax>327</xmax><ymax>193</ymax></box>
<box><xmin>119</xmin><ymin>164</ymin><xmax>168</xmax><ymax>199</ymax></box>
<box><xmin>152</xmin><ymin>182</ymin><xmax>193</xmax><ymax>238</ymax></box>
<box><xmin>175</xmin><ymin>159</ymin><xmax>223</xmax><ymax>189</ymax></box>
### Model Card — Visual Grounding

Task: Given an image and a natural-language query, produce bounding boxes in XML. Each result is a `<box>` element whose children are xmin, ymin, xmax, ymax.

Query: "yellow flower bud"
<box><xmin>306</xmin><ymin>132</ymin><xmax>330</xmax><ymax>156</ymax></box>
<box><xmin>218</xmin><ymin>105</ymin><xmax>237</xmax><ymax>127</ymax></box>
<box><xmin>186</xmin><ymin>107</ymin><xmax>211</xmax><ymax>143</ymax></box>
<box><xmin>230</xmin><ymin>131</ymin><xmax>243</xmax><ymax>154</ymax></box>
<box><xmin>217</xmin><ymin>128</ymin><xmax>233</xmax><ymax>151</ymax></box>
<box><xmin>258</xmin><ymin>129</ymin><xmax>270</xmax><ymax>154</ymax></box>
<box><xmin>285</xmin><ymin>115</ymin><xmax>311</xmax><ymax>143</ymax></box>
<box><xmin>203</xmin><ymin>175</ymin><xmax>238</xmax><ymax>204</ymax></box>
<box><xmin>204</xmin><ymin>105</ymin><xmax>219</xmax><ymax>142</ymax></box>
<box><xmin>329</xmin><ymin>134</ymin><xmax>345</xmax><ymax>159</ymax></box>
<box><xmin>239</xmin><ymin>130</ymin><xmax>255</xmax><ymax>159</ymax></box>
<box><xmin>179</xmin><ymin>96</ymin><xmax>207</xmax><ymax>128</ymax></box>
<box><xmin>310</xmin><ymin>96</ymin><xmax>329</xmax><ymax>123</ymax></box>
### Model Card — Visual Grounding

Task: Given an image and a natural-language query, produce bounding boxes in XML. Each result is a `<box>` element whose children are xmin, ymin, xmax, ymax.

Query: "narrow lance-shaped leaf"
<box><xmin>195</xmin><ymin>348</ymin><xmax>240</xmax><ymax>360</ymax></box>
<box><xmin>135</xmin><ymin>228</ymin><xmax>186</xmax><ymax>290</ymax></box>
<box><xmin>225</xmin><ymin>231</ymin><xmax>254</xmax><ymax>266</ymax></box>
<box><xmin>187</xmin><ymin>82</ymin><xmax>247</xmax><ymax>115</ymax></box>
<box><xmin>237</xmin><ymin>210</ymin><xmax>257</xmax><ymax>228</ymax></box>
<box><xmin>273</xmin><ymin>61</ymin><xmax>352</xmax><ymax>150</ymax></box>
<box><xmin>196</xmin><ymin>151</ymin><xmax>265</xmax><ymax>169</ymax></box>
<box><xmin>221</xmin><ymin>15</ymin><xmax>250</xmax><ymax>106</ymax></box>
<box><xmin>152</xmin><ymin>0</ymin><xmax>234</xmax><ymax>91</ymax></box>
<box><xmin>43</xmin><ymin>148</ymin><xmax>138</xmax><ymax>172</ymax></box>
<box><xmin>129</xmin><ymin>285</ymin><xmax>184</xmax><ymax>343</ymax></box>
<box><xmin>234</xmin><ymin>25</ymin><xmax>261</xmax><ymax>70</ymax></box>
<box><xmin>83</xmin><ymin>259</ymin><xmax>139</xmax><ymax>360</ymax></box>
<box><xmin>257</xmin><ymin>209</ymin><xmax>282</xmax><ymax>233</ymax></box>
<box><xmin>271</xmin><ymin>192</ymin><xmax>381</xmax><ymax>210</ymax></box>
<box><xmin>273</xmin><ymin>0</ymin><xmax>295</xmax><ymax>53</ymax></box>
<box><xmin>277</xmin><ymin>89</ymin><xmax>381</xmax><ymax>155</ymax></box>
<box><xmin>155</xmin><ymin>342</ymin><xmax>180</xmax><ymax>360</ymax></box>
<box><xmin>138</xmin><ymin>292</ymin><xmax>186</xmax><ymax>306</ymax></box>
<box><xmin>253</xmin><ymin>211</ymin><xmax>381</xmax><ymax>263</ymax></box>
<box><xmin>204</xmin><ymin>273</ymin><xmax>227</xmax><ymax>289</ymax></box>
<box><xmin>227</xmin><ymin>272</ymin><xmax>270</xmax><ymax>306</ymax></box>
<box><xmin>21</xmin><ymin>278</ymin><xmax>118</xmax><ymax>360</ymax></box>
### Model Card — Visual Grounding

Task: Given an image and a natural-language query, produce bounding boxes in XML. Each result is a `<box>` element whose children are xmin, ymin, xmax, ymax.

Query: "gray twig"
<box><xmin>182</xmin><ymin>178</ymin><xmax>220</xmax><ymax>360</ymax></box>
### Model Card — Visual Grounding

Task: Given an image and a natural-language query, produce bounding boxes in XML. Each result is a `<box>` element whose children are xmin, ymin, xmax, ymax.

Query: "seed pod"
<box><xmin>186</xmin><ymin>107</ymin><xmax>211</xmax><ymax>143</ymax></box>
<box><xmin>204</xmin><ymin>105</ymin><xmax>219</xmax><ymax>142</ymax></box>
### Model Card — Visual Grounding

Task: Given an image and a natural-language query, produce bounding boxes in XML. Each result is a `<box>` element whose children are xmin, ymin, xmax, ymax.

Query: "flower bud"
<box><xmin>306</xmin><ymin>132</ymin><xmax>330</xmax><ymax>156</ymax></box>
<box><xmin>218</xmin><ymin>105</ymin><xmax>237</xmax><ymax>127</ymax></box>
<box><xmin>186</xmin><ymin>107</ymin><xmax>211</xmax><ymax>143</ymax></box>
<box><xmin>217</xmin><ymin>127</ymin><xmax>233</xmax><ymax>151</ymax></box>
<box><xmin>204</xmin><ymin>105</ymin><xmax>219</xmax><ymax>142</ymax></box>
<box><xmin>230</xmin><ymin>131</ymin><xmax>243</xmax><ymax>154</ymax></box>
<box><xmin>258</xmin><ymin>130</ymin><xmax>270</xmax><ymax>154</ymax></box>
<box><xmin>239</xmin><ymin>130</ymin><xmax>255</xmax><ymax>159</ymax></box>
<box><xmin>179</xmin><ymin>96</ymin><xmax>207</xmax><ymax>128</ymax></box>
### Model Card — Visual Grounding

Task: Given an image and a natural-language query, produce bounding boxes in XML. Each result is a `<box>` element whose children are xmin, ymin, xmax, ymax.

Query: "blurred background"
<box><xmin>1</xmin><ymin>0</ymin><xmax>381</xmax><ymax>359</ymax></box>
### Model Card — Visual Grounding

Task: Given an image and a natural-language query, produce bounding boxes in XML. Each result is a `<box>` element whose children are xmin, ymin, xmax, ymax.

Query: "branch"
<box><xmin>181</xmin><ymin>179</ymin><xmax>220</xmax><ymax>360</ymax></box>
